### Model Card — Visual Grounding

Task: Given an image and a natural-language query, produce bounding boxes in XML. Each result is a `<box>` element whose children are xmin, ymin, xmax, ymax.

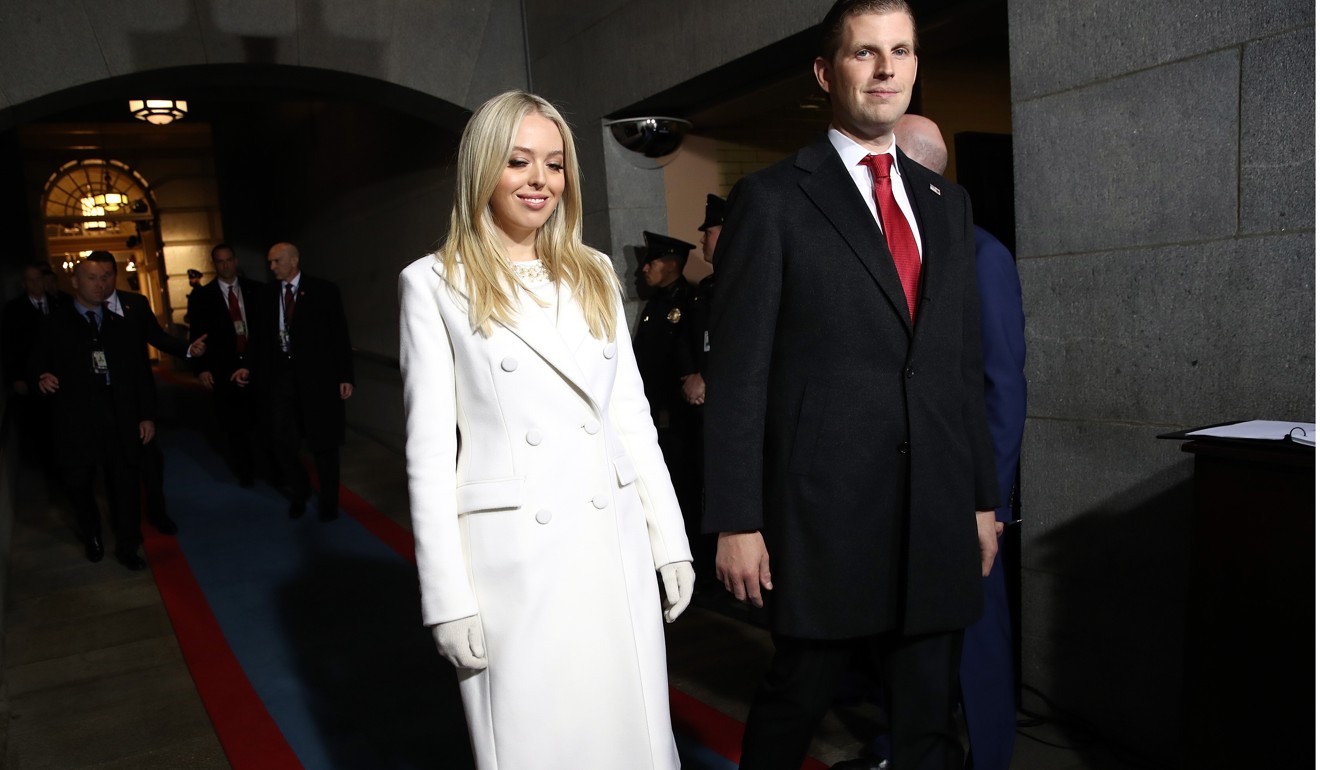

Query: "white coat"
<box><xmin>398</xmin><ymin>253</ymin><xmax>692</xmax><ymax>769</ymax></box>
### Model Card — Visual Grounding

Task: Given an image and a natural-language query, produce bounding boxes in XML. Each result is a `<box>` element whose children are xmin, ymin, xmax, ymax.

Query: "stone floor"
<box><xmin>0</xmin><ymin>379</ymin><xmax>1150</xmax><ymax>769</ymax></box>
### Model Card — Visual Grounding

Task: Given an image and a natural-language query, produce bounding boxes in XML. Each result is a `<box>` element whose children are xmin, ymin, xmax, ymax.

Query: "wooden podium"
<box><xmin>1178</xmin><ymin>438</ymin><xmax>1313</xmax><ymax>768</ymax></box>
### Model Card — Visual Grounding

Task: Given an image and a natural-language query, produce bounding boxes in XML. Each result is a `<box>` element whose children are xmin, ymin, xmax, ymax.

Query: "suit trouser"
<box><xmin>740</xmin><ymin>630</ymin><xmax>964</xmax><ymax>770</ymax></box>
<box><xmin>269</xmin><ymin>364</ymin><xmax>341</xmax><ymax>513</ymax></box>
<box><xmin>213</xmin><ymin>377</ymin><xmax>255</xmax><ymax>482</ymax></box>
<box><xmin>64</xmin><ymin>397</ymin><xmax>142</xmax><ymax>556</ymax></box>
<box><xmin>140</xmin><ymin>438</ymin><xmax>167</xmax><ymax>521</ymax></box>
<box><xmin>960</xmin><ymin>552</ymin><xmax>1015</xmax><ymax>770</ymax></box>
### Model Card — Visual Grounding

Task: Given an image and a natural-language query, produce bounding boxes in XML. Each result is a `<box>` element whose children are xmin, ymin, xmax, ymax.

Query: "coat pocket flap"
<box><xmin>456</xmin><ymin>477</ymin><xmax>524</xmax><ymax>514</ymax></box>
<box><xmin>612</xmin><ymin>454</ymin><xmax>638</xmax><ymax>487</ymax></box>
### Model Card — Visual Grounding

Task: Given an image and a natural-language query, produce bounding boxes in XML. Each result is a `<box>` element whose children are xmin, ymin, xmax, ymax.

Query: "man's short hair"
<box><xmin>85</xmin><ymin>251</ymin><xmax>117</xmax><ymax>272</ymax></box>
<box><xmin>819</xmin><ymin>0</ymin><xmax>917</xmax><ymax>60</ymax></box>
<box><xmin>211</xmin><ymin>243</ymin><xmax>233</xmax><ymax>259</ymax></box>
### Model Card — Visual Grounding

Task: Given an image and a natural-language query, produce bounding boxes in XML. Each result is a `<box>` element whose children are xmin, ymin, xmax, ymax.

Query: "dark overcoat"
<box><xmin>703</xmin><ymin>140</ymin><xmax>1000</xmax><ymax>638</ymax></box>
<box><xmin>28</xmin><ymin>303</ymin><xmax>156</xmax><ymax>466</ymax></box>
<box><xmin>253</xmin><ymin>274</ymin><xmax>354</xmax><ymax>450</ymax></box>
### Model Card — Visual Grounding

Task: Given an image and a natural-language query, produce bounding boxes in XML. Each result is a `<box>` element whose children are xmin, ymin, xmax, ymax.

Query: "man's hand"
<box><xmin>139</xmin><ymin>420</ymin><xmax>156</xmax><ymax>444</ymax></box>
<box><xmin>681</xmin><ymin>373</ymin><xmax>706</xmax><ymax>405</ymax></box>
<box><xmin>37</xmin><ymin>373</ymin><xmax>59</xmax><ymax>394</ymax></box>
<box><xmin>198</xmin><ymin>371</ymin><xmax>215</xmax><ymax>388</ymax></box>
<box><xmin>11</xmin><ymin>380</ymin><xmax>27</xmax><ymax>397</ymax></box>
<box><xmin>231</xmin><ymin>368</ymin><xmax>251</xmax><ymax>387</ymax></box>
<box><xmin>188</xmin><ymin>333</ymin><xmax>208</xmax><ymax>357</ymax></box>
<box><xmin>716</xmin><ymin>530</ymin><xmax>772</xmax><ymax>607</ymax></box>
<box><xmin>976</xmin><ymin>510</ymin><xmax>1002</xmax><ymax>577</ymax></box>
<box><xmin>339</xmin><ymin>382</ymin><xmax>354</xmax><ymax>400</ymax></box>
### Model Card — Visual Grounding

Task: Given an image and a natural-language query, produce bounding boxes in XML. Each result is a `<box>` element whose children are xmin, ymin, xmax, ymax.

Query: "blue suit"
<box><xmin>959</xmin><ymin>225</ymin><xmax>1026</xmax><ymax>770</ymax></box>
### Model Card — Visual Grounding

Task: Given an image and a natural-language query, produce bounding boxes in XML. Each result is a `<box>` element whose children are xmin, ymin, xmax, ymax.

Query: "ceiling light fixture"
<box><xmin>128</xmin><ymin>99</ymin><xmax>188</xmax><ymax>125</ymax></box>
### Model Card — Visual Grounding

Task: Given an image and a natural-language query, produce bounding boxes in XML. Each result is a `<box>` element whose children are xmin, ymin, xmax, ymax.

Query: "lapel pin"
<box><xmin>929</xmin><ymin>184</ymin><xmax>942</xmax><ymax>196</ymax></box>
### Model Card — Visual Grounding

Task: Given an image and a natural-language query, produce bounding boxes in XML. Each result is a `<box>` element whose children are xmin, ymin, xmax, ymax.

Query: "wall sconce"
<box><xmin>129</xmin><ymin>99</ymin><xmax>188</xmax><ymax>125</ymax></box>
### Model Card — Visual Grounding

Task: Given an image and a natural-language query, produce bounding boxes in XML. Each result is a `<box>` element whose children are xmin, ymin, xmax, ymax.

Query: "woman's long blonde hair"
<box><xmin>437</xmin><ymin>90</ymin><xmax>618</xmax><ymax>340</ymax></box>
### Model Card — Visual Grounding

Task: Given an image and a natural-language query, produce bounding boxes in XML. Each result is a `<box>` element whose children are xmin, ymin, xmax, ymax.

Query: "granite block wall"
<box><xmin>1008</xmin><ymin>1</ymin><xmax>1314</xmax><ymax>759</ymax></box>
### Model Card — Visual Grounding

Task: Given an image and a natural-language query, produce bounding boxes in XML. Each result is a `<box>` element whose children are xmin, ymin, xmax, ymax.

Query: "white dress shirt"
<box><xmin>827</xmin><ymin>127</ymin><xmax>924</xmax><ymax>260</ymax></box>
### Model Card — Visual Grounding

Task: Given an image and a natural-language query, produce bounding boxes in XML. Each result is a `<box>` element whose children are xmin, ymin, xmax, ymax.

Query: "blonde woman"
<box><xmin>398</xmin><ymin>91</ymin><xmax>695</xmax><ymax>768</ymax></box>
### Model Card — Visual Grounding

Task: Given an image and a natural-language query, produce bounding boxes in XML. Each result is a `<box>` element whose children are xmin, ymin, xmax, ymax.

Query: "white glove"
<box><xmin>659</xmin><ymin>561</ymin><xmax>695</xmax><ymax>623</ymax></box>
<box><xmin>431</xmin><ymin>614</ymin><xmax>488</xmax><ymax>670</ymax></box>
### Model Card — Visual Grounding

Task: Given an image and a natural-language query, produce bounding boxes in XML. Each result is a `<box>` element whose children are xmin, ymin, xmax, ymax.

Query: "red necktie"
<box><xmin>227</xmin><ymin>284</ymin><xmax>247</xmax><ymax>354</ymax></box>
<box><xmin>283</xmin><ymin>283</ymin><xmax>296</xmax><ymax>326</ymax></box>
<box><xmin>859</xmin><ymin>153</ymin><xmax>921</xmax><ymax>324</ymax></box>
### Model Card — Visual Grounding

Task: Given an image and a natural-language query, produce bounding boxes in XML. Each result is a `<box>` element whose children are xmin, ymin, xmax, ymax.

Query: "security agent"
<box><xmin>30</xmin><ymin>256</ymin><xmax>157</xmax><ymax>569</ymax></box>
<box><xmin>97</xmin><ymin>251</ymin><xmax>207</xmax><ymax>536</ymax></box>
<box><xmin>674</xmin><ymin>195</ymin><xmax>726</xmax><ymax>587</ymax></box>
<box><xmin>633</xmin><ymin>230</ymin><xmax>701</xmax><ymax>549</ymax></box>
<box><xmin>678</xmin><ymin>193</ymin><xmax>726</xmax><ymax>408</ymax></box>
<box><xmin>188</xmin><ymin>244</ymin><xmax>265</xmax><ymax>487</ymax></box>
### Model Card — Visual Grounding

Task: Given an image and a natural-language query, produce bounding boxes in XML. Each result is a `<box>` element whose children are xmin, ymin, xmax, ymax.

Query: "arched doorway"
<box><xmin>41</xmin><ymin>158</ymin><xmax>167</xmax><ymax>319</ymax></box>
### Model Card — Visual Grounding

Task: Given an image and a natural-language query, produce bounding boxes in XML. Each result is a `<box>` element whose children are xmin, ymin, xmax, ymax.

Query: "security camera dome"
<box><xmin>604</xmin><ymin>117</ymin><xmax>693</xmax><ymax>158</ymax></box>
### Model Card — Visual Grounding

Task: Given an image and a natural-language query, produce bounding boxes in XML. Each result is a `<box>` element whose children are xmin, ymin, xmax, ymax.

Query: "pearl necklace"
<box><xmin>511</xmin><ymin>259</ymin><xmax>551</xmax><ymax>285</ymax></box>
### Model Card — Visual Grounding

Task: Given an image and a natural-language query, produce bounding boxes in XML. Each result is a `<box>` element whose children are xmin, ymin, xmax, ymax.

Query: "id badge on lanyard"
<box><xmin>234</xmin><ymin>319</ymin><xmax>247</xmax><ymax>336</ymax></box>
<box><xmin>91</xmin><ymin>350</ymin><xmax>109</xmax><ymax>375</ymax></box>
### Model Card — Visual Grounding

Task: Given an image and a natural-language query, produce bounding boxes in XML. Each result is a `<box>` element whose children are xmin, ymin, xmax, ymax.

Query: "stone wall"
<box><xmin>1007</xmin><ymin>1</ymin><xmax>1314</xmax><ymax>759</ymax></box>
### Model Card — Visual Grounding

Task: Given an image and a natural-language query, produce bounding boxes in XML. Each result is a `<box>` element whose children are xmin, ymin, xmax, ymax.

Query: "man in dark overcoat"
<box><xmin>188</xmin><ymin>243</ymin><xmax>265</xmax><ymax>486</ymax></box>
<box><xmin>703</xmin><ymin>2</ymin><xmax>1001</xmax><ymax>768</ymax></box>
<box><xmin>3</xmin><ymin>263</ymin><xmax>59</xmax><ymax>470</ymax></box>
<box><xmin>30</xmin><ymin>256</ymin><xmax>157</xmax><ymax>569</ymax></box>
<box><xmin>248</xmin><ymin>242</ymin><xmax>354</xmax><ymax>521</ymax></box>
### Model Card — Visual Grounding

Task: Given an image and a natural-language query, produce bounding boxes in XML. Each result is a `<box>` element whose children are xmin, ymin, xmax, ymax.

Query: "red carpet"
<box><xmin>144</xmin><ymin>528</ymin><xmax>303</xmax><ymax>769</ymax></box>
<box><xmin>144</xmin><ymin>416</ymin><xmax>828</xmax><ymax>769</ymax></box>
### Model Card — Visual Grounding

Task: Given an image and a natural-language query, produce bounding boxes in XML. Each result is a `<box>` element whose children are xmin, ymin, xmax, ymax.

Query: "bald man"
<box><xmin>248</xmin><ymin>243</ymin><xmax>355</xmax><ymax>521</ymax></box>
<box><xmin>891</xmin><ymin>113</ymin><xmax>1027</xmax><ymax>770</ymax></box>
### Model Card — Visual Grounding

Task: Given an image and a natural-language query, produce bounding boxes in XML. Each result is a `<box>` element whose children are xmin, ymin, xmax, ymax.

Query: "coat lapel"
<box><xmin>797</xmin><ymin>142</ymin><xmax>913</xmax><ymax>331</ymax></box>
<box><xmin>432</xmin><ymin>260</ymin><xmax>601</xmax><ymax>412</ymax></box>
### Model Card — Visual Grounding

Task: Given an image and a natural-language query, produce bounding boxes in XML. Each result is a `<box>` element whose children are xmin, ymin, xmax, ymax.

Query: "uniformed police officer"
<box><xmin>676</xmin><ymin>195</ymin><xmax>725</xmax><ymax>589</ymax></box>
<box><xmin>633</xmin><ymin>230</ymin><xmax>701</xmax><ymax>541</ymax></box>
<box><xmin>678</xmin><ymin>194</ymin><xmax>725</xmax><ymax>408</ymax></box>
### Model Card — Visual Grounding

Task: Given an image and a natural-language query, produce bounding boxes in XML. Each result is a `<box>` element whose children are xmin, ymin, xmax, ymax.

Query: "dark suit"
<box><xmin>704</xmin><ymin>140</ymin><xmax>999</xmax><ymax>769</ymax></box>
<box><xmin>252</xmin><ymin>274</ymin><xmax>354</xmax><ymax>514</ymax></box>
<box><xmin>959</xmin><ymin>225</ymin><xmax>1026</xmax><ymax>770</ymax></box>
<box><xmin>2</xmin><ymin>293</ymin><xmax>57</xmax><ymax>468</ymax></box>
<box><xmin>29</xmin><ymin>303</ymin><xmax>156</xmax><ymax>556</ymax></box>
<box><xmin>110</xmin><ymin>290</ymin><xmax>187</xmax><ymax>525</ymax></box>
<box><xmin>188</xmin><ymin>277</ymin><xmax>265</xmax><ymax>483</ymax></box>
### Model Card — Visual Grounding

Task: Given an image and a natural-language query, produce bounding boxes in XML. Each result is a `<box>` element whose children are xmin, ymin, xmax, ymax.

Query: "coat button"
<box><xmin>897</xmin><ymin>441</ymin><xmax>910</xmax><ymax>455</ymax></box>
<box><xmin>526</xmin><ymin>430</ymin><xmax>542</xmax><ymax>446</ymax></box>
<box><xmin>592</xmin><ymin>494</ymin><xmax>608</xmax><ymax>509</ymax></box>
<box><xmin>583</xmin><ymin>419</ymin><xmax>600</xmax><ymax>435</ymax></box>
<box><xmin>501</xmin><ymin>356</ymin><xmax>518</xmax><ymax>372</ymax></box>
<box><xmin>535</xmin><ymin>509</ymin><xmax>552</xmax><ymax>525</ymax></box>
<box><xmin>904</xmin><ymin>367</ymin><xmax>915</xmax><ymax>379</ymax></box>
<box><xmin>603</xmin><ymin>343</ymin><xmax>617</xmax><ymax>359</ymax></box>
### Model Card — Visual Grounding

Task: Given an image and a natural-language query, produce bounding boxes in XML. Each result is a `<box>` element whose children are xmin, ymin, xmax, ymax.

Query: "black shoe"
<box><xmin>238</xmin><ymin>475</ymin><xmax>255</xmax><ymax>489</ymax></box>
<box><xmin>85</xmin><ymin>536</ymin><xmax>104</xmax><ymax>563</ymax></box>
<box><xmin>116</xmin><ymin>552</ymin><xmax>147</xmax><ymax>571</ymax></box>
<box><xmin>149</xmin><ymin>513</ymin><xmax>178</xmax><ymax>535</ymax></box>
<box><xmin>830</xmin><ymin>759</ymin><xmax>888</xmax><ymax>770</ymax></box>
<box><xmin>318</xmin><ymin>505</ymin><xmax>339</xmax><ymax>522</ymax></box>
<box><xmin>288</xmin><ymin>498</ymin><xmax>306</xmax><ymax>519</ymax></box>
